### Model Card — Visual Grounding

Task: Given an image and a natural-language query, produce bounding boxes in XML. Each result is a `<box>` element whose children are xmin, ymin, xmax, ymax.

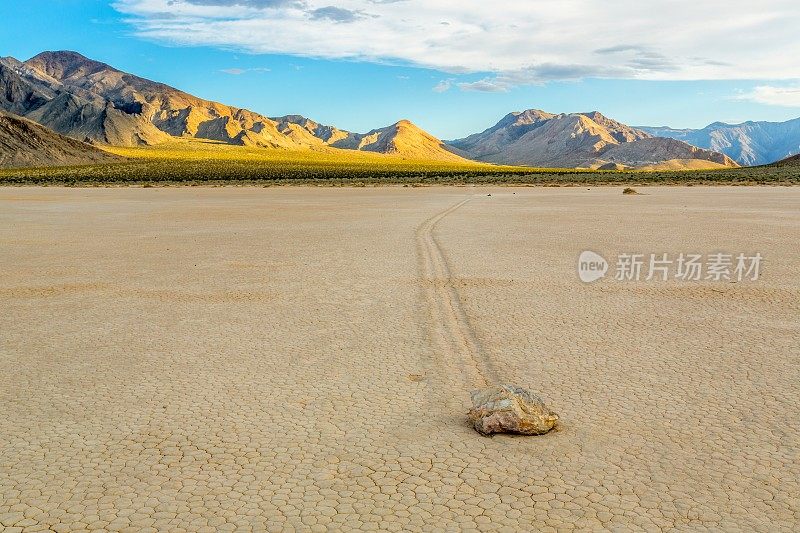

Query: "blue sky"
<box><xmin>2</xmin><ymin>1</ymin><xmax>800</xmax><ymax>140</ymax></box>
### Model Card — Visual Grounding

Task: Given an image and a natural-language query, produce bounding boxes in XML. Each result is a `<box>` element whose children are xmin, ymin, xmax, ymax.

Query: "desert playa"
<box><xmin>1</xmin><ymin>186</ymin><xmax>798</xmax><ymax>532</ymax></box>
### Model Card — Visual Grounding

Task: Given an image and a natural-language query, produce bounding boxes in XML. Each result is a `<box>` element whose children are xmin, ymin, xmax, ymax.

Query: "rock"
<box><xmin>468</xmin><ymin>384</ymin><xmax>558</xmax><ymax>436</ymax></box>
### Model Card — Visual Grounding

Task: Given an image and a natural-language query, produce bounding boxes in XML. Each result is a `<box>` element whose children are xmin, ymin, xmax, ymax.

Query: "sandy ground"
<box><xmin>1</xmin><ymin>186</ymin><xmax>798</xmax><ymax>532</ymax></box>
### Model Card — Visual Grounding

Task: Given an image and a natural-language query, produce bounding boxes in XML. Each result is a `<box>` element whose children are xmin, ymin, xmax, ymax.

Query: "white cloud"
<box><xmin>114</xmin><ymin>0</ymin><xmax>800</xmax><ymax>87</ymax></box>
<box><xmin>432</xmin><ymin>79</ymin><xmax>452</xmax><ymax>93</ymax></box>
<box><xmin>459</xmin><ymin>79</ymin><xmax>507</xmax><ymax>93</ymax></box>
<box><xmin>736</xmin><ymin>85</ymin><xmax>800</xmax><ymax>107</ymax></box>
<box><xmin>221</xmin><ymin>67</ymin><xmax>271</xmax><ymax>74</ymax></box>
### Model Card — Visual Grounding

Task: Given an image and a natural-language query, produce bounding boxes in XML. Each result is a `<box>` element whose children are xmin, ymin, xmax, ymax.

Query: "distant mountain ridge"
<box><xmin>639</xmin><ymin>118</ymin><xmax>800</xmax><ymax>166</ymax></box>
<box><xmin>447</xmin><ymin>110</ymin><xmax>737</xmax><ymax>170</ymax></box>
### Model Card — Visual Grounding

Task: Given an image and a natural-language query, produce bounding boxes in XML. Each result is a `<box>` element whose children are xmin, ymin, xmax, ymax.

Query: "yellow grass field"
<box><xmin>1</xmin><ymin>140</ymin><xmax>798</xmax><ymax>186</ymax></box>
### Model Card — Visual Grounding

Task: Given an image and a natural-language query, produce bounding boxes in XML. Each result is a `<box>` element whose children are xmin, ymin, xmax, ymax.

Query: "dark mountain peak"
<box><xmin>29</xmin><ymin>50</ymin><xmax>101</xmax><ymax>65</ymax></box>
<box><xmin>25</xmin><ymin>50</ymin><xmax>116</xmax><ymax>81</ymax></box>
<box><xmin>273</xmin><ymin>114</ymin><xmax>312</xmax><ymax>124</ymax></box>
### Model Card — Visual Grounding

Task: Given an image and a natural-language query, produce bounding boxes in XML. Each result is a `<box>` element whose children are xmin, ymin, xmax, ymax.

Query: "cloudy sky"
<box><xmin>2</xmin><ymin>0</ymin><xmax>800</xmax><ymax>138</ymax></box>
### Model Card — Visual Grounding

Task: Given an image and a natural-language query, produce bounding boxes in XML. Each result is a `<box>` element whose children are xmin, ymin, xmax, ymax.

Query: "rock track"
<box><xmin>415</xmin><ymin>196</ymin><xmax>502</xmax><ymax>391</ymax></box>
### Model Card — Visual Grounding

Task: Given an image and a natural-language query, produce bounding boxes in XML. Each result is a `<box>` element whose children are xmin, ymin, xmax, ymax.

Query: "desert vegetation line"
<box><xmin>1</xmin><ymin>143</ymin><xmax>798</xmax><ymax>186</ymax></box>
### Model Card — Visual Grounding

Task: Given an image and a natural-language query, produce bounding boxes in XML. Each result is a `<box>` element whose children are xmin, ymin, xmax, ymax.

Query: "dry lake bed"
<box><xmin>1</xmin><ymin>186</ymin><xmax>798</xmax><ymax>532</ymax></box>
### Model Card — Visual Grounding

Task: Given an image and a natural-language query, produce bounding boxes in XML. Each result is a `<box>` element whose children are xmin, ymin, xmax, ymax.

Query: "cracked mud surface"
<box><xmin>1</xmin><ymin>186</ymin><xmax>798</xmax><ymax>532</ymax></box>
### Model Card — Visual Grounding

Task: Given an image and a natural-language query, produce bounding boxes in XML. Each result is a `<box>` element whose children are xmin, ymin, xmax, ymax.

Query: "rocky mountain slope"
<box><xmin>448</xmin><ymin>110</ymin><xmax>737</xmax><ymax>170</ymax></box>
<box><xmin>639</xmin><ymin>118</ymin><xmax>800</xmax><ymax>166</ymax></box>
<box><xmin>271</xmin><ymin>115</ymin><xmax>352</xmax><ymax>147</ymax></box>
<box><xmin>0</xmin><ymin>110</ymin><xmax>118</xmax><ymax>168</ymax></box>
<box><xmin>2</xmin><ymin>51</ymin><xmax>305</xmax><ymax>148</ymax></box>
<box><xmin>0</xmin><ymin>51</ymin><xmax>467</xmax><ymax>162</ymax></box>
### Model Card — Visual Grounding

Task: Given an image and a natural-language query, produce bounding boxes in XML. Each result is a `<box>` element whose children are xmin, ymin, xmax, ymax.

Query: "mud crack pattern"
<box><xmin>1</xmin><ymin>186</ymin><xmax>798</xmax><ymax>532</ymax></box>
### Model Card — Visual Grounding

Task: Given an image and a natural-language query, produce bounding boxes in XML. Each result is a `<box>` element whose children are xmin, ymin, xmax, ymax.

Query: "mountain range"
<box><xmin>639</xmin><ymin>119</ymin><xmax>800</xmax><ymax>166</ymax></box>
<box><xmin>0</xmin><ymin>51</ymin><xmax>465</xmax><ymax>165</ymax></box>
<box><xmin>0</xmin><ymin>50</ymin><xmax>795</xmax><ymax>170</ymax></box>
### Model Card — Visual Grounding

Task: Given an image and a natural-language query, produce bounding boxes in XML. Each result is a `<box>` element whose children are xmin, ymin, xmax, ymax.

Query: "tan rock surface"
<box><xmin>468</xmin><ymin>385</ymin><xmax>559</xmax><ymax>436</ymax></box>
<box><xmin>1</xmin><ymin>186</ymin><xmax>798</xmax><ymax>531</ymax></box>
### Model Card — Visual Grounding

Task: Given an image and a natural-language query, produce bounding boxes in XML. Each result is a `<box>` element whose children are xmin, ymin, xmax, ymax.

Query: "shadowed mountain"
<box><xmin>0</xmin><ymin>62</ymin><xmax>56</xmax><ymax>116</ymax></box>
<box><xmin>448</xmin><ymin>110</ymin><xmax>737</xmax><ymax>170</ymax></box>
<box><xmin>639</xmin><ymin>118</ymin><xmax>800</xmax><ymax>166</ymax></box>
<box><xmin>0</xmin><ymin>110</ymin><xmax>119</xmax><ymax>168</ymax></box>
<box><xmin>774</xmin><ymin>153</ymin><xmax>800</xmax><ymax>166</ymax></box>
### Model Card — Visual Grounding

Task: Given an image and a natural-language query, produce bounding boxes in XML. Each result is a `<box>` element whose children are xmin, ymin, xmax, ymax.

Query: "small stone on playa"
<box><xmin>468</xmin><ymin>384</ymin><xmax>558</xmax><ymax>436</ymax></box>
